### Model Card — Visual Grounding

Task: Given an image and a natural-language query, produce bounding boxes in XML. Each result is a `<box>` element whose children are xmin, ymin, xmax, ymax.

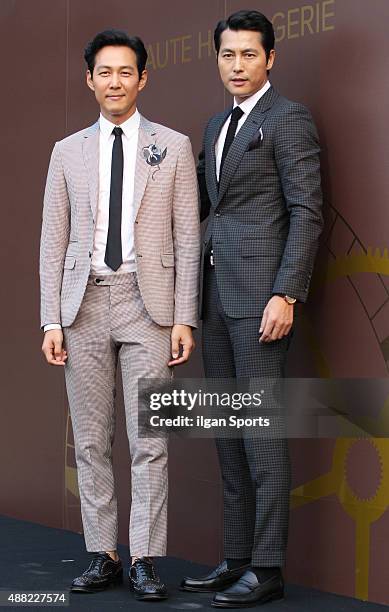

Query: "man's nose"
<box><xmin>109</xmin><ymin>74</ymin><xmax>121</xmax><ymax>88</ymax></box>
<box><xmin>232</xmin><ymin>56</ymin><xmax>243</xmax><ymax>72</ymax></box>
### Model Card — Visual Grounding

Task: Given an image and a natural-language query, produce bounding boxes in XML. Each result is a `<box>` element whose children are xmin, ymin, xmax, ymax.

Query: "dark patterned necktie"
<box><xmin>219</xmin><ymin>105</ymin><xmax>244</xmax><ymax>180</ymax></box>
<box><xmin>104</xmin><ymin>126</ymin><xmax>123</xmax><ymax>271</ymax></box>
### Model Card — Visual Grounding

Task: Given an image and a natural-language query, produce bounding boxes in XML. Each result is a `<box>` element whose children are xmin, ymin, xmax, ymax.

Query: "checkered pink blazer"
<box><xmin>40</xmin><ymin>115</ymin><xmax>200</xmax><ymax>329</ymax></box>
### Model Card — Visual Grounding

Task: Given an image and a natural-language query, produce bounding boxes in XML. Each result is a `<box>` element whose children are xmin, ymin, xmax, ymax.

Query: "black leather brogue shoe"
<box><xmin>212</xmin><ymin>569</ymin><xmax>284</xmax><ymax>608</ymax></box>
<box><xmin>71</xmin><ymin>552</ymin><xmax>123</xmax><ymax>593</ymax></box>
<box><xmin>129</xmin><ymin>558</ymin><xmax>168</xmax><ymax>601</ymax></box>
<box><xmin>181</xmin><ymin>560</ymin><xmax>251</xmax><ymax>593</ymax></box>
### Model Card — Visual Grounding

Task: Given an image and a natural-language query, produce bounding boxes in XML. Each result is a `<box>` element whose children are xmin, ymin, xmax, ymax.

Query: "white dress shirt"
<box><xmin>215</xmin><ymin>80</ymin><xmax>271</xmax><ymax>181</ymax></box>
<box><xmin>44</xmin><ymin>111</ymin><xmax>140</xmax><ymax>332</ymax></box>
<box><xmin>93</xmin><ymin>111</ymin><xmax>139</xmax><ymax>274</ymax></box>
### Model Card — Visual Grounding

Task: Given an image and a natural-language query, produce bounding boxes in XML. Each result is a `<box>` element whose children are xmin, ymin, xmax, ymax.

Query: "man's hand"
<box><xmin>168</xmin><ymin>324</ymin><xmax>195</xmax><ymax>366</ymax></box>
<box><xmin>42</xmin><ymin>329</ymin><xmax>68</xmax><ymax>366</ymax></box>
<box><xmin>259</xmin><ymin>296</ymin><xmax>294</xmax><ymax>343</ymax></box>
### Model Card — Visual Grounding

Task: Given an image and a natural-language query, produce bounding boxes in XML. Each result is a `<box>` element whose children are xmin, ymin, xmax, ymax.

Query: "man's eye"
<box><xmin>223</xmin><ymin>53</ymin><xmax>233</xmax><ymax>59</ymax></box>
<box><xmin>121</xmin><ymin>72</ymin><xmax>131</xmax><ymax>76</ymax></box>
<box><xmin>99</xmin><ymin>71</ymin><xmax>109</xmax><ymax>76</ymax></box>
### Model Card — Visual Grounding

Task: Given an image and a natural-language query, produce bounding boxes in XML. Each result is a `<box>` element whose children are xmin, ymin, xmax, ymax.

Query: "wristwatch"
<box><xmin>283</xmin><ymin>295</ymin><xmax>297</xmax><ymax>305</ymax></box>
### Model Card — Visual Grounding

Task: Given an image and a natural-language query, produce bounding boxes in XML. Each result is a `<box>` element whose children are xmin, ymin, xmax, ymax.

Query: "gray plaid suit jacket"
<box><xmin>40</xmin><ymin>115</ymin><xmax>200</xmax><ymax>329</ymax></box>
<box><xmin>199</xmin><ymin>86</ymin><xmax>323</xmax><ymax>318</ymax></box>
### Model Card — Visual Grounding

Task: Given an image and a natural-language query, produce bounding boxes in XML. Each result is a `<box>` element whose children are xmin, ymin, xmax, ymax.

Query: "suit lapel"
<box><xmin>82</xmin><ymin>115</ymin><xmax>156</xmax><ymax>224</ymax></box>
<box><xmin>217</xmin><ymin>87</ymin><xmax>280</xmax><ymax>205</ymax></box>
<box><xmin>82</xmin><ymin>121</ymin><xmax>99</xmax><ymax>222</ymax></box>
<box><xmin>133</xmin><ymin>115</ymin><xmax>155</xmax><ymax>219</ymax></box>
<box><xmin>206</xmin><ymin>109</ymin><xmax>230</xmax><ymax>207</ymax></box>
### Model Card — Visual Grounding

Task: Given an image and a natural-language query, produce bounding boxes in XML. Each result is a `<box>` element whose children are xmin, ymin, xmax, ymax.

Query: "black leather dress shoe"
<box><xmin>71</xmin><ymin>552</ymin><xmax>123</xmax><ymax>593</ymax></box>
<box><xmin>181</xmin><ymin>561</ymin><xmax>251</xmax><ymax>593</ymax></box>
<box><xmin>211</xmin><ymin>570</ymin><xmax>284</xmax><ymax>608</ymax></box>
<box><xmin>129</xmin><ymin>558</ymin><xmax>168</xmax><ymax>601</ymax></box>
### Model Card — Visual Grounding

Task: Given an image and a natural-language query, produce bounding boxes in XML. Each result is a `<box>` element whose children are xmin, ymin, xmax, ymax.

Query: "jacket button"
<box><xmin>215</xmin><ymin>213</ymin><xmax>221</xmax><ymax>217</ymax></box>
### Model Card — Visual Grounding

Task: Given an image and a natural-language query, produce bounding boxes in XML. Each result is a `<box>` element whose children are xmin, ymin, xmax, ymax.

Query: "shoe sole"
<box><xmin>133</xmin><ymin>593</ymin><xmax>169</xmax><ymax>601</ymax></box>
<box><xmin>70</xmin><ymin>573</ymin><xmax>123</xmax><ymax>593</ymax></box>
<box><xmin>180</xmin><ymin>585</ymin><xmax>220</xmax><ymax>593</ymax></box>
<box><xmin>180</xmin><ymin>578</ymin><xmax>242</xmax><ymax>593</ymax></box>
<box><xmin>211</xmin><ymin>590</ymin><xmax>284</xmax><ymax>608</ymax></box>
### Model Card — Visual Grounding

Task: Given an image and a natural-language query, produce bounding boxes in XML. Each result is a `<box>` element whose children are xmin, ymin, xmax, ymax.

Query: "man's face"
<box><xmin>86</xmin><ymin>45</ymin><xmax>147</xmax><ymax>123</ymax></box>
<box><xmin>217</xmin><ymin>29</ymin><xmax>275</xmax><ymax>102</ymax></box>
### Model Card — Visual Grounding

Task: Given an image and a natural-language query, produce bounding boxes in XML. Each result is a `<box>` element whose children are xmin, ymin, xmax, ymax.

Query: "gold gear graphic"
<box><xmin>344</xmin><ymin>439</ymin><xmax>383</xmax><ymax>503</ymax></box>
<box><xmin>291</xmin><ymin>437</ymin><xmax>389</xmax><ymax>600</ymax></box>
<box><xmin>311</xmin><ymin>247</ymin><xmax>389</xmax><ymax>292</ymax></box>
<box><xmin>292</xmin><ymin>205</ymin><xmax>389</xmax><ymax>601</ymax></box>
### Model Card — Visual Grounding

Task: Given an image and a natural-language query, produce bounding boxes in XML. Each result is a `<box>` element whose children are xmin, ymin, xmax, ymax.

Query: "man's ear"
<box><xmin>266</xmin><ymin>49</ymin><xmax>276</xmax><ymax>71</ymax></box>
<box><xmin>138</xmin><ymin>69</ymin><xmax>148</xmax><ymax>92</ymax></box>
<box><xmin>86</xmin><ymin>70</ymin><xmax>95</xmax><ymax>92</ymax></box>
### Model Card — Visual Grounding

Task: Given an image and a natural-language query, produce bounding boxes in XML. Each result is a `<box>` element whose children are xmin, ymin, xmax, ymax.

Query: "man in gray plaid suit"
<box><xmin>40</xmin><ymin>29</ymin><xmax>199</xmax><ymax>601</ymax></box>
<box><xmin>181</xmin><ymin>10</ymin><xmax>323</xmax><ymax>608</ymax></box>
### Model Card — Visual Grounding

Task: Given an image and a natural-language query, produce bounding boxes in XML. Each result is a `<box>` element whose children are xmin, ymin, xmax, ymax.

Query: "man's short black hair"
<box><xmin>214</xmin><ymin>10</ymin><xmax>275</xmax><ymax>60</ymax></box>
<box><xmin>84</xmin><ymin>29</ymin><xmax>148</xmax><ymax>79</ymax></box>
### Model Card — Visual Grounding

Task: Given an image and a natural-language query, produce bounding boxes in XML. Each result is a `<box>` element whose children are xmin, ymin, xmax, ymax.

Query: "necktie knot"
<box><xmin>112</xmin><ymin>126</ymin><xmax>123</xmax><ymax>137</ymax></box>
<box><xmin>231</xmin><ymin>106</ymin><xmax>244</xmax><ymax>123</ymax></box>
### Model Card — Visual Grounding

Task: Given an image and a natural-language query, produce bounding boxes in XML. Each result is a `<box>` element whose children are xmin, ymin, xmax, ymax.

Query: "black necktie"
<box><xmin>105</xmin><ymin>126</ymin><xmax>123</xmax><ymax>271</ymax></box>
<box><xmin>219</xmin><ymin>106</ymin><xmax>244</xmax><ymax>180</ymax></box>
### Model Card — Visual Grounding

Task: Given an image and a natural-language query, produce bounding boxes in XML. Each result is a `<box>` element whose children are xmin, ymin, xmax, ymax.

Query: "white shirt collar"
<box><xmin>99</xmin><ymin>109</ymin><xmax>140</xmax><ymax>141</ymax></box>
<box><xmin>233</xmin><ymin>80</ymin><xmax>271</xmax><ymax>116</ymax></box>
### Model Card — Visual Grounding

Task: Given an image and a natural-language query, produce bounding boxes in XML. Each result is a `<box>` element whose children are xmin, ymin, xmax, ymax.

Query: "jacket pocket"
<box><xmin>240</xmin><ymin>238</ymin><xmax>283</xmax><ymax>258</ymax></box>
<box><xmin>161</xmin><ymin>253</ymin><xmax>174</xmax><ymax>267</ymax></box>
<box><xmin>64</xmin><ymin>255</ymin><xmax>76</xmax><ymax>269</ymax></box>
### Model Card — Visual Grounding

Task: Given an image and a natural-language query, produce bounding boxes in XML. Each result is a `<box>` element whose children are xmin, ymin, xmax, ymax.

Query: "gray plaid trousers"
<box><xmin>63</xmin><ymin>272</ymin><xmax>171</xmax><ymax>556</ymax></box>
<box><xmin>202</xmin><ymin>266</ymin><xmax>291</xmax><ymax>566</ymax></box>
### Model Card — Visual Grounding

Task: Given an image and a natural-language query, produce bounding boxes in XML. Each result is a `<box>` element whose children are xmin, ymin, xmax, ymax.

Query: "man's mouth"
<box><xmin>106</xmin><ymin>94</ymin><xmax>124</xmax><ymax>100</ymax></box>
<box><xmin>231</xmin><ymin>78</ymin><xmax>248</xmax><ymax>86</ymax></box>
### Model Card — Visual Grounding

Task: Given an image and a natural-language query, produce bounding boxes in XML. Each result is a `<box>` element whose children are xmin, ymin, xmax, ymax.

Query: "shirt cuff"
<box><xmin>43</xmin><ymin>324</ymin><xmax>62</xmax><ymax>332</ymax></box>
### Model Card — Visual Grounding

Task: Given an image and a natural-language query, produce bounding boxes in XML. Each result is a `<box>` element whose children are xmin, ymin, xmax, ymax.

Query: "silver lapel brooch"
<box><xmin>143</xmin><ymin>144</ymin><xmax>168</xmax><ymax>180</ymax></box>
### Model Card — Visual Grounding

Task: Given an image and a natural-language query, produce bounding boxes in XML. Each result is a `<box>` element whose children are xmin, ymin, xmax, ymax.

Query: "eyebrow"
<box><xmin>221</xmin><ymin>48</ymin><xmax>259</xmax><ymax>53</ymax></box>
<box><xmin>96</xmin><ymin>65</ymin><xmax>135</xmax><ymax>70</ymax></box>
